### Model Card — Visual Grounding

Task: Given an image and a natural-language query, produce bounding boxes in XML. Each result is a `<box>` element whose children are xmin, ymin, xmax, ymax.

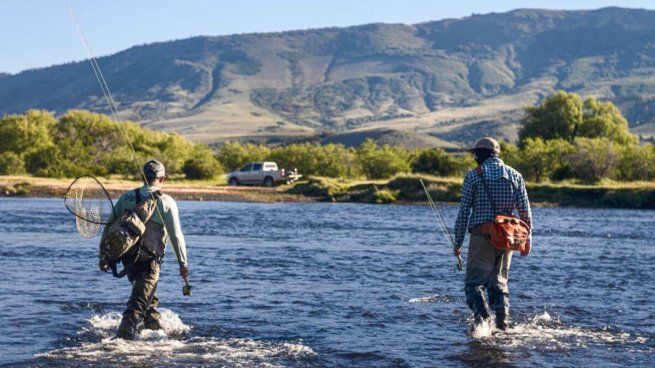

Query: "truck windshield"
<box><xmin>253</xmin><ymin>163</ymin><xmax>263</xmax><ymax>171</ymax></box>
<box><xmin>240</xmin><ymin>165</ymin><xmax>252</xmax><ymax>172</ymax></box>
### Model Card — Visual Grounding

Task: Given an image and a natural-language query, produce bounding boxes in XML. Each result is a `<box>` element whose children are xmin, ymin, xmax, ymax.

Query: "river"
<box><xmin>0</xmin><ymin>198</ymin><xmax>653</xmax><ymax>367</ymax></box>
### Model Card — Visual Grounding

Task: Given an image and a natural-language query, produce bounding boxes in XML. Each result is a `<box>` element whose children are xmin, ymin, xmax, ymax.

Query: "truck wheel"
<box><xmin>264</xmin><ymin>177</ymin><xmax>274</xmax><ymax>187</ymax></box>
<box><xmin>229</xmin><ymin>178</ymin><xmax>239</xmax><ymax>186</ymax></box>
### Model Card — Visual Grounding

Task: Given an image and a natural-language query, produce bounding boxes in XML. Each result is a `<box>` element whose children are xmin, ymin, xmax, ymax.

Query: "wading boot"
<box><xmin>116</xmin><ymin>312</ymin><xmax>144</xmax><ymax>340</ymax></box>
<box><xmin>144</xmin><ymin>309</ymin><xmax>162</xmax><ymax>331</ymax></box>
<box><xmin>495</xmin><ymin>309</ymin><xmax>509</xmax><ymax>331</ymax></box>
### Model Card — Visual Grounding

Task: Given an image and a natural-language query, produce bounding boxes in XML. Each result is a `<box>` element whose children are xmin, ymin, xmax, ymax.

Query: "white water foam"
<box><xmin>36</xmin><ymin>309</ymin><xmax>316</xmax><ymax>366</ymax></box>
<box><xmin>408</xmin><ymin>294</ymin><xmax>454</xmax><ymax>304</ymax></box>
<box><xmin>483</xmin><ymin>312</ymin><xmax>651</xmax><ymax>353</ymax></box>
<box><xmin>470</xmin><ymin>317</ymin><xmax>494</xmax><ymax>339</ymax></box>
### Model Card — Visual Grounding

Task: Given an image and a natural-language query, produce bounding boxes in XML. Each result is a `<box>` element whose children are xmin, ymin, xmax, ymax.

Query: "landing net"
<box><xmin>65</xmin><ymin>175</ymin><xmax>115</xmax><ymax>238</ymax></box>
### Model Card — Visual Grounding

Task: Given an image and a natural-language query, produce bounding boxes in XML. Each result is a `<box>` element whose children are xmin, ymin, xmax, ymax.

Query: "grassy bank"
<box><xmin>290</xmin><ymin>175</ymin><xmax>655</xmax><ymax>209</ymax></box>
<box><xmin>2</xmin><ymin>175</ymin><xmax>654</xmax><ymax>209</ymax></box>
<box><xmin>0</xmin><ymin>176</ymin><xmax>311</xmax><ymax>203</ymax></box>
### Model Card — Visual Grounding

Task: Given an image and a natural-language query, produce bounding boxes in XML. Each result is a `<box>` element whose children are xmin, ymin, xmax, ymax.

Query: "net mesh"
<box><xmin>65</xmin><ymin>176</ymin><xmax>114</xmax><ymax>238</ymax></box>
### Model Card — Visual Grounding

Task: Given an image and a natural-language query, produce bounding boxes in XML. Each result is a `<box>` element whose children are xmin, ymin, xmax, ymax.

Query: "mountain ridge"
<box><xmin>2</xmin><ymin>7</ymin><xmax>655</xmax><ymax>146</ymax></box>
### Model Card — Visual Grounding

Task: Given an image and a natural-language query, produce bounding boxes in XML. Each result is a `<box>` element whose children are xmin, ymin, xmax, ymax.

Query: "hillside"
<box><xmin>2</xmin><ymin>7</ymin><xmax>655</xmax><ymax>145</ymax></box>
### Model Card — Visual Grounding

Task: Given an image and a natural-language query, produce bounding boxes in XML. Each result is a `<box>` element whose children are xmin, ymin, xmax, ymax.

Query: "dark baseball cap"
<box><xmin>143</xmin><ymin>159</ymin><xmax>166</xmax><ymax>179</ymax></box>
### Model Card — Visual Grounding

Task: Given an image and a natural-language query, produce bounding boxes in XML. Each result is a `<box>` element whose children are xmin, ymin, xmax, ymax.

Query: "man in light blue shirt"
<box><xmin>100</xmin><ymin>159</ymin><xmax>189</xmax><ymax>339</ymax></box>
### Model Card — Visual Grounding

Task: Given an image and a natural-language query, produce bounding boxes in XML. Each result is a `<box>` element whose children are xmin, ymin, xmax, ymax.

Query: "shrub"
<box><xmin>182</xmin><ymin>145</ymin><xmax>223</xmax><ymax>179</ymax></box>
<box><xmin>566</xmin><ymin>138</ymin><xmax>618</xmax><ymax>182</ymax></box>
<box><xmin>357</xmin><ymin>139</ymin><xmax>410</xmax><ymax>179</ymax></box>
<box><xmin>412</xmin><ymin>148</ymin><xmax>470</xmax><ymax>176</ymax></box>
<box><xmin>0</xmin><ymin>151</ymin><xmax>26</xmax><ymax>175</ymax></box>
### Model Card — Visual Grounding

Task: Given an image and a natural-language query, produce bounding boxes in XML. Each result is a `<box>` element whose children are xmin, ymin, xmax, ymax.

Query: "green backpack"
<box><xmin>99</xmin><ymin>189</ymin><xmax>161</xmax><ymax>277</ymax></box>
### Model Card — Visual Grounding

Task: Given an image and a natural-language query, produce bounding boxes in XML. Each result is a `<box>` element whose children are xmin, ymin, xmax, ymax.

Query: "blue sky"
<box><xmin>1</xmin><ymin>0</ymin><xmax>654</xmax><ymax>74</ymax></box>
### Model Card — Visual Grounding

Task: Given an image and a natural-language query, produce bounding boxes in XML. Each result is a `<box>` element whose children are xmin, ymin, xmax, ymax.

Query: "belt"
<box><xmin>470</xmin><ymin>222</ymin><xmax>493</xmax><ymax>235</ymax></box>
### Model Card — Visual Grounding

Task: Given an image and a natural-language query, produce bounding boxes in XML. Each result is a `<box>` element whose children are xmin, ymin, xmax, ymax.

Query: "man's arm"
<box><xmin>163</xmin><ymin>198</ymin><xmax>188</xmax><ymax>271</ymax></box>
<box><xmin>454</xmin><ymin>172</ymin><xmax>475</xmax><ymax>250</ymax></box>
<box><xmin>515</xmin><ymin>175</ymin><xmax>533</xmax><ymax>256</ymax></box>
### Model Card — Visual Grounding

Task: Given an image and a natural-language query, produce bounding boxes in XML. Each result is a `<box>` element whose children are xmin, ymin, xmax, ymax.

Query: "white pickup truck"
<box><xmin>227</xmin><ymin>162</ymin><xmax>301</xmax><ymax>187</ymax></box>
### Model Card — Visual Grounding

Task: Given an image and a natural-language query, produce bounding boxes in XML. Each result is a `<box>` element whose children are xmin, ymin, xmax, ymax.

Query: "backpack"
<box><xmin>99</xmin><ymin>189</ymin><xmax>161</xmax><ymax>277</ymax></box>
<box><xmin>475</xmin><ymin>166</ymin><xmax>530</xmax><ymax>252</ymax></box>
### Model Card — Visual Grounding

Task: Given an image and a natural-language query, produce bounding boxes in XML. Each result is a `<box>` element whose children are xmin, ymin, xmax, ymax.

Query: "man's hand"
<box><xmin>453</xmin><ymin>246</ymin><xmax>462</xmax><ymax>257</ymax></box>
<box><xmin>99</xmin><ymin>261</ymin><xmax>110</xmax><ymax>272</ymax></box>
<box><xmin>179</xmin><ymin>265</ymin><xmax>189</xmax><ymax>279</ymax></box>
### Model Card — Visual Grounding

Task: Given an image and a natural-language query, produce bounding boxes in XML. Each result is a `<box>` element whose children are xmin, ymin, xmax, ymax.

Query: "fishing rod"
<box><xmin>419</xmin><ymin>179</ymin><xmax>463</xmax><ymax>271</ymax></box>
<box><xmin>67</xmin><ymin>4</ymin><xmax>192</xmax><ymax>295</ymax></box>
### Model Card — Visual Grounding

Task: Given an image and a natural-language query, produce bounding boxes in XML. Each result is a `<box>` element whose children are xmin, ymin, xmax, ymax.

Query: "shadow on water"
<box><xmin>451</xmin><ymin>341</ymin><xmax>521</xmax><ymax>368</ymax></box>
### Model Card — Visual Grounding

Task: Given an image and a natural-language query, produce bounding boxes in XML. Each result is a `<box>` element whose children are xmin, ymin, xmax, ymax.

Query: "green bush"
<box><xmin>411</xmin><ymin>148</ymin><xmax>472</xmax><ymax>176</ymax></box>
<box><xmin>0</xmin><ymin>151</ymin><xmax>26</xmax><ymax>175</ymax></box>
<box><xmin>567</xmin><ymin>138</ymin><xmax>618</xmax><ymax>183</ymax></box>
<box><xmin>520</xmin><ymin>91</ymin><xmax>636</xmax><ymax>145</ymax></box>
<box><xmin>615</xmin><ymin>144</ymin><xmax>655</xmax><ymax>181</ymax></box>
<box><xmin>217</xmin><ymin>141</ymin><xmax>270</xmax><ymax>171</ymax></box>
<box><xmin>357</xmin><ymin>139</ymin><xmax>410</xmax><ymax>179</ymax></box>
<box><xmin>183</xmin><ymin>145</ymin><xmax>223</xmax><ymax>179</ymax></box>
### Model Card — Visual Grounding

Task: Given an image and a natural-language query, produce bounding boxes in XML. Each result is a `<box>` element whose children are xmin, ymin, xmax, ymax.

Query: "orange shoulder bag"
<box><xmin>475</xmin><ymin>167</ymin><xmax>530</xmax><ymax>252</ymax></box>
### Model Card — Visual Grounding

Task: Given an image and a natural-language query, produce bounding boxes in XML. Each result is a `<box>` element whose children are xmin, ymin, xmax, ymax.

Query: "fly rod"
<box><xmin>419</xmin><ymin>179</ymin><xmax>463</xmax><ymax>271</ymax></box>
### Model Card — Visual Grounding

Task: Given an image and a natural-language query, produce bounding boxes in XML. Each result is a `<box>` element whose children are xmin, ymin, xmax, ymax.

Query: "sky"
<box><xmin>1</xmin><ymin>0</ymin><xmax>654</xmax><ymax>74</ymax></box>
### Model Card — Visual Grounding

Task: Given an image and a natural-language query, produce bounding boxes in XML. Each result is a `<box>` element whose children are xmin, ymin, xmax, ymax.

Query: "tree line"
<box><xmin>0</xmin><ymin>91</ymin><xmax>654</xmax><ymax>183</ymax></box>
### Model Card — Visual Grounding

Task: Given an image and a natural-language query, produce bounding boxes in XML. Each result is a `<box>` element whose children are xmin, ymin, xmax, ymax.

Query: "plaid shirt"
<box><xmin>454</xmin><ymin>157</ymin><xmax>532</xmax><ymax>247</ymax></box>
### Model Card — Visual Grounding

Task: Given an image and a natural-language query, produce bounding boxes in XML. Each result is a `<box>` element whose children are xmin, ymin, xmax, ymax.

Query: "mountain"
<box><xmin>2</xmin><ymin>7</ymin><xmax>655</xmax><ymax>145</ymax></box>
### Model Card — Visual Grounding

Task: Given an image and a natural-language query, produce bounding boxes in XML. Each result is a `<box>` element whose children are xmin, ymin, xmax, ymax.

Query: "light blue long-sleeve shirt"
<box><xmin>103</xmin><ymin>184</ymin><xmax>187</xmax><ymax>266</ymax></box>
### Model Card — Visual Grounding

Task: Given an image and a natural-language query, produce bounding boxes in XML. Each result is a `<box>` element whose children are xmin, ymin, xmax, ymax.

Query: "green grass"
<box><xmin>289</xmin><ymin>174</ymin><xmax>655</xmax><ymax>208</ymax></box>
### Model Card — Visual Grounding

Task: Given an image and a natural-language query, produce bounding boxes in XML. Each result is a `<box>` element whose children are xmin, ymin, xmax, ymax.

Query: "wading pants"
<box><xmin>464</xmin><ymin>234</ymin><xmax>512</xmax><ymax>318</ymax></box>
<box><xmin>117</xmin><ymin>259</ymin><xmax>161</xmax><ymax>337</ymax></box>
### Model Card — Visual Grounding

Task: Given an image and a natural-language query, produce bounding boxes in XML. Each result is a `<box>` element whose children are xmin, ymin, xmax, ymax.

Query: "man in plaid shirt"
<box><xmin>454</xmin><ymin>137</ymin><xmax>532</xmax><ymax>330</ymax></box>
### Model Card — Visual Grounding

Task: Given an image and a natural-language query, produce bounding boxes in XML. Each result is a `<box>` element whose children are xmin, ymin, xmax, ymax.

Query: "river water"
<box><xmin>0</xmin><ymin>198</ymin><xmax>653</xmax><ymax>367</ymax></box>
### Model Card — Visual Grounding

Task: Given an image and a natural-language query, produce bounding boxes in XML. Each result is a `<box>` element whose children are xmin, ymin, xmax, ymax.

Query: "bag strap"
<box><xmin>132</xmin><ymin>188</ymin><xmax>161</xmax><ymax>224</ymax></box>
<box><xmin>475</xmin><ymin>166</ymin><xmax>499</xmax><ymax>215</ymax></box>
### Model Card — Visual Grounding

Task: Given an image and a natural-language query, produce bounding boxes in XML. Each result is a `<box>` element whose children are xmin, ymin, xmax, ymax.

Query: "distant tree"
<box><xmin>269</xmin><ymin>143</ymin><xmax>359</xmax><ymax>178</ymax></box>
<box><xmin>0</xmin><ymin>152</ymin><xmax>26</xmax><ymax>175</ymax></box>
<box><xmin>183</xmin><ymin>145</ymin><xmax>223</xmax><ymax>179</ymax></box>
<box><xmin>217</xmin><ymin>141</ymin><xmax>271</xmax><ymax>171</ymax></box>
<box><xmin>0</xmin><ymin>110</ymin><xmax>56</xmax><ymax>156</ymax></box>
<box><xmin>357</xmin><ymin>139</ymin><xmax>410</xmax><ymax>179</ymax></box>
<box><xmin>520</xmin><ymin>91</ymin><xmax>583</xmax><ymax>143</ymax></box>
<box><xmin>566</xmin><ymin>138</ymin><xmax>618</xmax><ymax>182</ymax></box>
<box><xmin>615</xmin><ymin>144</ymin><xmax>655</xmax><ymax>181</ymax></box>
<box><xmin>519</xmin><ymin>91</ymin><xmax>637</xmax><ymax>145</ymax></box>
<box><xmin>517</xmin><ymin>138</ymin><xmax>575</xmax><ymax>182</ymax></box>
<box><xmin>412</xmin><ymin>148</ymin><xmax>470</xmax><ymax>176</ymax></box>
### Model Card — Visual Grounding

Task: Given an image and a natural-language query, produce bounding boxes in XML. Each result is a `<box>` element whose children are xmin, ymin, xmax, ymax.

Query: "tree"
<box><xmin>356</xmin><ymin>139</ymin><xmax>410</xmax><ymax>179</ymax></box>
<box><xmin>217</xmin><ymin>141</ymin><xmax>271</xmax><ymax>171</ymax></box>
<box><xmin>269</xmin><ymin>143</ymin><xmax>359</xmax><ymax>178</ymax></box>
<box><xmin>0</xmin><ymin>110</ymin><xmax>56</xmax><ymax>156</ymax></box>
<box><xmin>0</xmin><ymin>152</ymin><xmax>26</xmax><ymax>175</ymax></box>
<box><xmin>579</xmin><ymin>98</ymin><xmax>637</xmax><ymax>145</ymax></box>
<box><xmin>412</xmin><ymin>148</ymin><xmax>470</xmax><ymax>176</ymax></box>
<box><xmin>615</xmin><ymin>144</ymin><xmax>655</xmax><ymax>181</ymax></box>
<box><xmin>517</xmin><ymin>138</ymin><xmax>575</xmax><ymax>182</ymax></box>
<box><xmin>519</xmin><ymin>91</ymin><xmax>636</xmax><ymax>145</ymax></box>
<box><xmin>567</xmin><ymin>138</ymin><xmax>618</xmax><ymax>182</ymax></box>
<box><xmin>182</xmin><ymin>145</ymin><xmax>223</xmax><ymax>179</ymax></box>
<box><xmin>519</xmin><ymin>91</ymin><xmax>583</xmax><ymax>143</ymax></box>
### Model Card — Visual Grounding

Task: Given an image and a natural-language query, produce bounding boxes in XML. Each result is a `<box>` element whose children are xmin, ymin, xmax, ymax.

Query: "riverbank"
<box><xmin>0</xmin><ymin>176</ymin><xmax>313</xmax><ymax>203</ymax></box>
<box><xmin>290</xmin><ymin>175</ymin><xmax>655</xmax><ymax>209</ymax></box>
<box><xmin>1</xmin><ymin>175</ymin><xmax>654</xmax><ymax>209</ymax></box>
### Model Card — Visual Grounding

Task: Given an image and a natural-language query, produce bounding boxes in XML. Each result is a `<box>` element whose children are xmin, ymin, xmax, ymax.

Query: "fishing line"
<box><xmin>419</xmin><ymin>179</ymin><xmax>463</xmax><ymax>271</ymax></box>
<box><xmin>67</xmin><ymin>4</ymin><xmax>166</xmax><ymax>227</ymax></box>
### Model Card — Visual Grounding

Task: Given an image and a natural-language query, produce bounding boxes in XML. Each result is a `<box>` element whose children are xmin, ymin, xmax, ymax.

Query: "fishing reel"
<box><xmin>182</xmin><ymin>277</ymin><xmax>192</xmax><ymax>297</ymax></box>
